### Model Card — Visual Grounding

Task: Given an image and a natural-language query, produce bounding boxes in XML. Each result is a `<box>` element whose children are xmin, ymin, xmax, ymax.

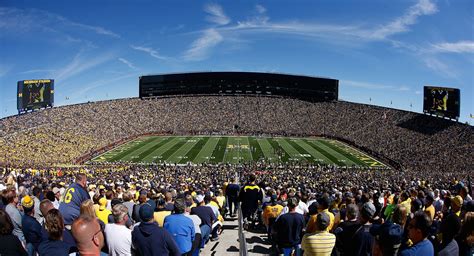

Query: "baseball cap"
<box><xmin>22</xmin><ymin>195</ymin><xmax>34</xmax><ymax>209</ymax></box>
<box><xmin>316</xmin><ymin>212</ymin><xmax>330</xmax><ymax>231</ymax></box>
<box><xmin>452</xmin><ymin>195</ymin><xmax>463</xmax><ymax>208</ymax></box>
<box><xmin>361</xmin><ymin>202</ymin><xmax>376</xmax><ymax>218</ymax></box>
<box><xmin>99</xmin><ymin>197</ymin><xmax>107</xmax><ymax>210</ymax></box>
<box><xmin>370</xmin><ymin>222</ymin><xmax>403</xmax><ymax>249</ymax></box>
<box><xmin>139</xmin><ymin>203</ymin><xmax>154</xmax><ymax>222</ymax></box>
<box><xmin>52</xmin><ymin>187</ymin><xmax>61</xmax><ymax>194</ymax></box>
<box><xmin>196</xmin><ymin>194</ymin><xmax>205</xmax><ymax>203</ymax></box>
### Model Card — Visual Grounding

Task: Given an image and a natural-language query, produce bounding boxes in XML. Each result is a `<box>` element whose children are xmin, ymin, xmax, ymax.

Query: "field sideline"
<box><xmin>89</xmin><ymin>136</ymin><xmax>387</xmax><ymax>167</ymax></box>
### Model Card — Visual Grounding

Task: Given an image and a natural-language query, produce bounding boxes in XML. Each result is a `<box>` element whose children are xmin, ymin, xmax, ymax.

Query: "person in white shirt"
<box><xmin>104</xmin><ymin>204</ymin><xmax>132</xmax><ymax>256</ymax></box>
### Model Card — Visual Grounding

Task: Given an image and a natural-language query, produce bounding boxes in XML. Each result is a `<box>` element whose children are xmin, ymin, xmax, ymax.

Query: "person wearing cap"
<box><xmin>52</xmin><ymin>187</ymin><xmax>61</xmax><ymax>209</ymax></box>
<box><xmin>191</xmin><ymin>194</ymin><xmax>216</xmax><ymax>248</ymax></box>
<box><xmin>104</xmin><ymin>204</ymin><xmax>133</xmax><ymax>256</ymax></box>
<box><xmin>21</xmin><ymin>195</ymin><xmax>43</xmax><ymax>255</ymax></box>
<box><xmin>301</xmin><ymin>212</ymin><xmax>336</xmax><ymax>256</ymax></box>
<box><xmin>132</xmin><ymin>203</ymin><xmax>180</xmax><ymax>256</ymax></box>
<box><xmin>400</xmin><ymin>211</ymin><xmax>434</xmax><ymax>256</ymax></box>
<box><xmin>262</xmin><ymin>193</ymin><xmax>283</xmax><ymax>241</ymax></box>
<box><xmin>370</xmin><ymin>218</ymin><xmax>403</xmax><ymax>256</ymax></box>
<box><xmin>451</xmin><ymin>195</ymin><xmax>463</xmax><ymax>217</ymax></box>
<box><xmin>273</xmin><ymin>197</ymin><xmax>305</xmax><ymax>255</ymax></box>
<box><xmin>59</xmin><ymin>173</ymin><xmax>90</xmax><ymax>226</ymax></box>
<box><xmin>306</xmin><ymin>195</ymin><xmax>335</xmax><ymax>233</ymax></box>
<box><xmin>164</xmin><ymin>198</ymin><xmax>195</xmax><ymax>255</ymax></box>
<box><xmin>96</xmin><ymin>197</ymin><xmax>112</xmax><ymax>224</ymax></box>
<box><xmin>437</xmin><ymin>210</ymin><xmax>461</xmax><ymax>256</ymax></box>
<box><xmin>353</xmin><ymin>202</ymin><xmax>376</xmax><ymax>256</ymax></box>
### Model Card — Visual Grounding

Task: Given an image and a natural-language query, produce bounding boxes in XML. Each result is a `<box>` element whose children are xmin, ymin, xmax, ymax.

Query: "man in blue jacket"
<box><xmin>21</xmin><ymin>195</ymin><xmax>43</xmax><ymax>255</ymax></box>
<box><xmin>132</xmin><ymin>203</ymin><xmax>180</xmax><ymax>256</ymax></box>
<box><xmin>59</xmin><ymin>173</ymin><xmax>90</xmax><ymax>226</ymax></box>
<box><xmin>164</xmin><ymin>198</ymin><xmax>195</xmax><ymax>254</ymax></box>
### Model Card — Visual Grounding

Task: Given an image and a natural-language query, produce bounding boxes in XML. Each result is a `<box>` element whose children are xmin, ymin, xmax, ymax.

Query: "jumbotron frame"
<box><xmin>139</xmin><ymin>71</ymin><xmax>338</xmax><ymax>102</ymax></box>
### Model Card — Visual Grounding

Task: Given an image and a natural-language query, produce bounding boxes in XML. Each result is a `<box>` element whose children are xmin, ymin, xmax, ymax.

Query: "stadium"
<box><xmin>1</xmin><ymin>71</ymin><xmax>473</xmax><ymax>255</ymax></box>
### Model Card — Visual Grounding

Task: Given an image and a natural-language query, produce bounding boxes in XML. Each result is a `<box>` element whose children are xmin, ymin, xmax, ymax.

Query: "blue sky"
<box><xmin>0</xmin><ymin>0</ymin><xmax>473</xmax><ymax>123</ymax></box>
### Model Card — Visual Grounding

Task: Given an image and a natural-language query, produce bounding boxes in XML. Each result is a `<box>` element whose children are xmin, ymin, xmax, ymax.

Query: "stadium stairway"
<box><xmin>200</xmin><ymin>217</ymin><xmax>273</xmax><ymax>255</ymax></box>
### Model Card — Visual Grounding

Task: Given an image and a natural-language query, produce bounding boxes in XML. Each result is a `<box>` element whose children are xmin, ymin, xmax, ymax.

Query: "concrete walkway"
<box><xmin>201</xmin><ymin>217</ymin><xmax>274</xmax><ymax>256</ymax></box>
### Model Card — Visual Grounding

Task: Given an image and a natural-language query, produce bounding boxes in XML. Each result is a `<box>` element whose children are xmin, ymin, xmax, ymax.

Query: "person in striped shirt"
<box><xmin>302</xmin><ymin>212</ymin><xmax>336</xmax><ymax>256</ymax></box>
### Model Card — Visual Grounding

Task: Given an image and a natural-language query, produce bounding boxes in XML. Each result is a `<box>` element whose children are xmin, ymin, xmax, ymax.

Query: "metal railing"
<box><xmin>238</xmin><ymin>207</ymin><xmax>249</xmax><ymax>256</ymax></box>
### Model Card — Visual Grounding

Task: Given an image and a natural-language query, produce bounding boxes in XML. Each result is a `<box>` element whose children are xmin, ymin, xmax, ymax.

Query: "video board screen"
<box><xmin>17</xmin><ymin>79</ymin><xmax>54</xmax><ymax>111</ymax></box>
<box><xmin>423</xmin><ymin>86</ymin><xmax>460</xmax><ymax>119</ymax></box>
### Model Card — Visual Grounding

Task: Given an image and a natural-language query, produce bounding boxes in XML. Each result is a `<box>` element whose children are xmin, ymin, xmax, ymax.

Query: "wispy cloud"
<box><xmin>118</xmin><ymin>58</ymin><xmax>137</xmax><ymax>70</ymax></box>
<box><xmin>223</xmin><ymin>0</ymin><xmax>436</xmax><ymax>42</ymax></box>
<box><xmin>366</xmin><ymin>0</ymin><xmax>437</xmax><ymax>40</ymax></box>
<box><xmin>0</xmin><ymin>65</ymin><xmax>12</xmax><ymax>77</ymax></box>
<box><xmin>422</xmin><ymin>57</ymin><xmax>457</xmax><ymax>78</ymax></box>
<box><xmin>0</xmin><ymin>7</ymin><xmax>120</xmax><ymax>38</ymax></box>
<box><xmin>130</xmin><ymin>45</ymin><xmax>168</xmax><ymax>60</ymax></box>
<box><xmin>204</xmin><ymin>3</ymin><xmax>230</xmax><ymax>25</ymax></box>
<box><xmin>431</xmin><ymin>41</ymin><xmax>474</xmax><ymax>53</ymax></box>
<box><xmin>75</xmin><ymin>73</ymin><xmax>137</xmax><ymax>96</ymax></box>
<box><xmin>53</xmin><ymin>50</ymin><xmax>116</xmax><ymax>82</ymax></box>
<box><xmin>183</xmin><ymin>29</ymin><xmax>223</xmax><ymax>61</ymax></box>
<box><xmin>256</xmin><ymin>5</ymin><xmax>266</xmax><ymax>14</ymax></box>
<box><xmin>19</xmin><ymin>69</ymin><xmax>55</xmax><ymax>74</ymax></box>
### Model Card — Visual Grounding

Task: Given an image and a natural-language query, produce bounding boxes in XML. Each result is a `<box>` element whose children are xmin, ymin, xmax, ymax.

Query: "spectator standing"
<box><xmin>274</xmin><ymin>197</ymin><xmax>305</xmax><ymax>255</ymax></box>
<box><xmin>132</xmin><ymin>203</ymin><xmax>180</xmax><ymax>256</ymax></box>
<box><xmin>239</xmin><ymin>174</ymin><xmax>262</xmax><ymax>228</ymax></box>
<box><xmin>184</xmin><ymin>200</ymin><xmax>202</xmax><ymax>256</ymax></box>
<box><xmin>104</xmin><ymin>204</ymin><xmax>132</xmax><ymax>256</ymax></box>
<box><xmin>226</xmin><ymin>177</ymin><xmax>240</xmax><ymax>217</ymax></box>
<box><xmin>191</xmin><ymin>194</ymin><xmax>216</xmax><ymax>248</ymax></box>
<box><xmin>301</xmin><ymin>212</ymin><xmax>336</xmax><ymax>256</ymax></box>
<box><xmin>96</xmin><ymin>197</ymin><xmax>111</xmax><ymax>224</ymax></box>
<box><xmin>164</xmin><ymin>198</ymin><xmax>195</xmax><ymax>255</ymax></box>
<box><xmin>59</xmin><ymin>173</ymin><xmax>90</xmax><ymax>226</ymax></box>
<box><xmin>399</xmin><ymin>211</ymin><xmax>434</xmax><ymax>256</ymax></box>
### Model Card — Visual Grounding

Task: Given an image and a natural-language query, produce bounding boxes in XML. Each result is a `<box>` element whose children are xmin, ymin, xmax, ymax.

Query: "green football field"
<box><xmin>89</xmin><ymin>136</ymin><xmax>387</xmax><ymax>167</ymax></box>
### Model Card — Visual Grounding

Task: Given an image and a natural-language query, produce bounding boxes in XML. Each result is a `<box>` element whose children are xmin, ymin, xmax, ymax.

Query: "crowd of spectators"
<box><xmin>0</xmin><ymin>95</ymin><xmax>472</xmax><ymax>255</ymax></box>
<box><xmin>0</xmin><ymin>163</ymin><xmax>472</xmax><ymax>255</ymax></box>
<box><xmin>0</xmin><ymin>95</ymin><xmax>471</xmax><ymax>174</ymax></box>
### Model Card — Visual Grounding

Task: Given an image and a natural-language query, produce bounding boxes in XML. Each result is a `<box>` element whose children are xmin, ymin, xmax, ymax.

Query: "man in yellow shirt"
<box><xmin>306</xmin><ymin>196</ymin><xmax>335</xmax><ymax>233</ymax></box>
<box><xmin>302</xmin><ymin>212</ymin><xmax>336</xmax><ymax>256</ymax></box>
<box><xmin>262</xmin><ymin>195</ymin><xmax>283</xmax><ymax>240</ymax></box>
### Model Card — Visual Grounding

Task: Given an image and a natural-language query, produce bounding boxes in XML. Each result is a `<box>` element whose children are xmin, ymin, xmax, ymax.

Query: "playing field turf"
<box><xmin>89</xmin><ymin>136</ymin><xmax>387</xmax><ymax>167</ymax></box>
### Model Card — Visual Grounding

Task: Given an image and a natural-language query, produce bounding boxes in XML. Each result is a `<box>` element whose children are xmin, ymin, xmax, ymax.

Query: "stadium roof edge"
<box><xmin>139</xmin><ymin>71</ymin><xmax>337</xmax><ymax>81</ymax></box>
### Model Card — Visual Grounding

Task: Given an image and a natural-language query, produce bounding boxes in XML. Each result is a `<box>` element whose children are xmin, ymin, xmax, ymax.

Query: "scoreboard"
<box><xmin>423</xmin><ymin>86</ymin><xmax>460</xmax><ymax>119</ymax></box>
<box><xmin>17</xmin><ymin>79</ymin><xmax>54</xmax><ymax>112</ymax></box>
